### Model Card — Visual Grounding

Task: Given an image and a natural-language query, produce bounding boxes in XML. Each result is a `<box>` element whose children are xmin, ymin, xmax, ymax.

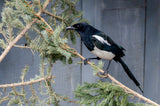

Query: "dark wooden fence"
<box><xmin>0</xmin><ymin>0</ymin><xmax>160</xmax><ymax>105</ymax></box>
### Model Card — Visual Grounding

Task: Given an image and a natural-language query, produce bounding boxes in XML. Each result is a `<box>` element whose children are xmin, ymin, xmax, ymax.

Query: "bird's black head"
<box><xmin>66</xmin><ymin>22</ymin><xmax>89</xmax><ymax>34</ymax></box>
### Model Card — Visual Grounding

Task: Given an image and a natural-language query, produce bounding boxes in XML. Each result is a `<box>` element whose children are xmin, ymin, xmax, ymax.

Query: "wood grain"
<box><xmin>144</xmin><ymin>0</ymin><xmax>160</xmax><ymax>103</ymax></box>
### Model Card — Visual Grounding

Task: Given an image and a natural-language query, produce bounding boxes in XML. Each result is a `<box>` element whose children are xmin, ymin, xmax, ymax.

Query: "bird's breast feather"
<box><xmin>91</xmin><ymin>47</ymin><xmax>115</xmax><ymax>60</ymax></box>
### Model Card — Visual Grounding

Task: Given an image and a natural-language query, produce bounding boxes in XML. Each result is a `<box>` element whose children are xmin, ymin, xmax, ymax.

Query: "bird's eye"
<box><xmin>76</xmin><ymin>24</ymin><xmax>80</xmax><ymax>28</ymax></box>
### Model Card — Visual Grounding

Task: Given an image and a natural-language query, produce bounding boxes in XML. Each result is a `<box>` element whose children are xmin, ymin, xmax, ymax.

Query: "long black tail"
<box><xmin>117</xmin><ymin>58</ymin><xmax>143</xmax><ymax>93</ymax></box>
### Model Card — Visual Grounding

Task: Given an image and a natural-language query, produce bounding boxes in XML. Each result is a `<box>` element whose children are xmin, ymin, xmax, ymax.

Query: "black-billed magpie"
<box><xmin>66</xmin><ymin>22</ymin><xmax>143</xmax><ymax>93</ymax></box>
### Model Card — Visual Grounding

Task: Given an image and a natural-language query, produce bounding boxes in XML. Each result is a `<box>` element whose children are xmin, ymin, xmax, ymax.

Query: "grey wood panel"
<box><xmin>82</xmin><ymin>0</ymin><xmax>145</xmax><ymax>94</ymax></box>
<box><xmin>144</xmin><ymin>0</ymin><xmax>160</xmax><ymax>103</ymax></box>
<box><xmin>53</xmin><ymin>36</ymin><xmax>81</xmax><ymax>102</ymax></box>
<box><xmin>0</xmin><ymin>40</ymin><xmax>41</xmax><ymax>106</ymax></box>
<box><xmin>103</xmin><ymin>0</ymin><xmax>145</xmax><ymax>10</ymax></box>
<box><xmin>101</xmin><ymin>7</ymin><xmax>145</xmax><ymax>93</ymax></box>
<box><xmin>82</xmin><ymin>0</ymin><xmax>100</xmax><ymax>83</ymax></box>
<box><xmin>50</xmin><ymin>1</ymin><xmax>82</xmax><ymax>105</ymax></box>
<box><xmin>53</xmin><ymin>38</ymin><xmax>81</xmax><ymax>106</ymax></box>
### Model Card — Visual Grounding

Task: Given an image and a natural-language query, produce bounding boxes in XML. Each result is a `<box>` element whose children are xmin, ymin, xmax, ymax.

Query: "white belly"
<box><xmin>91</xmin><ymin>47</ymin><xmax>115</xmax><ymax>60</ymax></box>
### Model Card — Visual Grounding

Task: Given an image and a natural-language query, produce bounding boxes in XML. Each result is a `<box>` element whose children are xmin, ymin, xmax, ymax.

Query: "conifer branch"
<box><xmin>35</xmin><ymin>14</ymin><xmax>54</xmax><ymax>34</ymax></box>
<box><xmin>0</xmin><ymin>0</ymin><xmax>85</xmax><ymax>105</ymax></box>
<box><xmin>0</xmin><ymin>95</ymin><xmax>9</xmax><ymax>104</ymax></box>
<box><xmin>0</xmin><ymin>0</ymin><xmax>50</xmax><ymax>63</ymax></box>
<box><xmin>62</xmin><ymin>46</ymin><xmax>160</xmax><ymax>106</ymax></box>
<box><xmin>0</xmin><ymin>26</ymin><xmax>9</xmax><ymax>43</ymax></box>
<box><xmin>14</xmin><ymin>45</ymin><xmax>31</xmax><ymax>49</ymax></box>
<box><xmin>0</xmin><ymin>20</ymin><xmax>35</xmax><ymax>63</ymax></box>
<box><xmin>43</xmin><ymin>10</ymin><xmax>63</xmax><ymax>21</ymax></box>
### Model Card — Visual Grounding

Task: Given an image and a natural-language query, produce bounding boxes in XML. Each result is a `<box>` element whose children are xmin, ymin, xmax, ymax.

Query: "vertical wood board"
<box><xmin>101</xmin><ymin>7</ymin><xmax>145</xmax><ymax>93</ymax></box>
<box><xmin>144</xmin><ymin>0</ymin><xmax>160</xmax><ymax>103</ymax></box>
<box><xmin>82</xmin><ymin>0</ymin><xmax>145</xmax><ymax>94</ymax></box>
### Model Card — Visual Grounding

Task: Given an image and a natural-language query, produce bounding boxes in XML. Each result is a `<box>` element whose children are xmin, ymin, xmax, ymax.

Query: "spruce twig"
<box><xmin>0</xmin><ymin>20</ymin><xmax>35</xmax><ymax>63</ymax></box>
<box><xmin>0</xmin><ymin>0</ymin><xmax>83</xmax><ymax>105</ymax></box>
<box><xmin>43</xmin><ymin>10</ymin><xmax>63</xmax><ymax>21</ymax></box>
<box><xmin>0</xmin><ymin>0</ymin><xmax>50</xmax><ymax>63</ymax></box>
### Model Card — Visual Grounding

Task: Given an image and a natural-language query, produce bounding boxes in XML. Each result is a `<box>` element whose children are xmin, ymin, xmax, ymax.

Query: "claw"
<box><xmin>84</xmin><ymin>58</ymin><xmax>89</xmax><ymax>65</ymax></box>
<box><xmin>103</xmin><ymin>71</ymin><xmax>108</xmax><ymax>77</ymax></box>
<box><xmin>84</xmin><ymin>57</ymin><xmax>101</xmax><ymax>65</ymax></box>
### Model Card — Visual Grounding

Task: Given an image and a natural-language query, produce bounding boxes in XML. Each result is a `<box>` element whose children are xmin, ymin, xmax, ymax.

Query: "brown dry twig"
<box><xmin>0</xmin><ymin>76</ymin><xmax>55</xmax><ymax>88</ymax></box>
<box><xmin>43</xmin><ymin>10</ymin><xmax>63</xmax><ymax>21</ymax></box>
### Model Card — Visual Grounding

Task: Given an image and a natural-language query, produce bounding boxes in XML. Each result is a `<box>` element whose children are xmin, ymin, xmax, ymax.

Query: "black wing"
<box><xmin>99</xmin><ymin>32</ymin><xmax>125</xmax><ymax>50</ymax></box>
<box><xmin>91</xmin><ymin>32</ymin><xmax>125</xmax><ymax>60</ymax></box>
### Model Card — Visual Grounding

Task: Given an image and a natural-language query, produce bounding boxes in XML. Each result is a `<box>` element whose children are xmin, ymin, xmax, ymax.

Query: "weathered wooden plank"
<box><xmin>53</xmin><ymin>39</ymin><xmax>81</xmax><ymax>106</ymax></box>
<box><xmin>52</xmin><ymin>1</ymin><xmax>82</xmax><ymax>105</ymax></box>
<box><xmin>82</xmin><ymin>0</ymin><xmax>100</xmax><ymax>83</ymax></box>
<box><xmin>82</xmin><ymin>0</ymin><xmax>145</xmax><ymax>94</ymax></box>
<box><xmin>103</xmin><ymin>0</ymin><xmax>145</xmax><ymax>10</ymax></box>
<box><xmin>144</xmin><ymin>0</ymin><xmax>160</xmax><ymax>103</ymax></box>
<box><xmin>101</xmin><ymin>7</ymin><xmax>145</xmax><ymax>93</ymax></box>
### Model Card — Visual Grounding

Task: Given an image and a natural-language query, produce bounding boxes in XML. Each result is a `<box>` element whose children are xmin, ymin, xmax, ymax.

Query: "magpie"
<box><xmin>66</xmin><ymin>22</ymin><xmax>143</xmax><ymax>93</ymax></box>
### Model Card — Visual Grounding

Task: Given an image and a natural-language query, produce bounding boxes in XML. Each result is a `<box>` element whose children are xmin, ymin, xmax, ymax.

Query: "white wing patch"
<box><xmin>92</xmin><ymin>35</ymin><xmax>114</xmax><ymax>60</ymax></box>
<box><xmin>92</xmin><ymin>35</ymin><xmax>111</xmax><ymax>46</ymax></box>
<box><xmin>91</xmin><ymin>47</ymin><xmax>115</xmax><ymax>60</ymax></box>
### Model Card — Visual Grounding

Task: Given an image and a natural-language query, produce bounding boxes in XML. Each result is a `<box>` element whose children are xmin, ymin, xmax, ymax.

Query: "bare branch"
<box><xmin>14</xmin><ymin>45</ymin><xmax>31</xmax><ymax>49</ymax></box>
<box><xmin>0</xmin><ymin>76</ymin><xmax>55</xmax><ymax>88</ymax></box>
<box><xmin>43</xmin><ymin>10</ymin><xmax>63</xmax><ymax>21</ymax></box>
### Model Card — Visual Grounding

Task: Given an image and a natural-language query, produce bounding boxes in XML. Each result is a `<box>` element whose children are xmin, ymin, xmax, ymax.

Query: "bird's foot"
<box><xmin>97</xmin><ymin>57</ymin><xmax>101</xmax><ymax>60</ymax></box>
<box><xmin>102</xmin><ymin>71</ymin><xmax>108</xmax><ymax>77</ymax></box>
<box><xmin>84</xmin><ymin>58</ymin><xmax>90</xmax><ymax>65</ymax></box>
<box><xmin>84</xmin><ymin>57</ymin><xmax>101</xmax><ymax>65</ymax></box>
<box><xmin>97</xmin><ymin>71</ymin><xmax>108</xmax><ymax>78</ymax></box>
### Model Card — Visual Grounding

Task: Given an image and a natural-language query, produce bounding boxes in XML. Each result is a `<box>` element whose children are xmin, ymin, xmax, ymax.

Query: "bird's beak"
<box><xmin>66</xmin><ymin>26</ymin><xmax>76</xmax><ymax>30</ymax></box>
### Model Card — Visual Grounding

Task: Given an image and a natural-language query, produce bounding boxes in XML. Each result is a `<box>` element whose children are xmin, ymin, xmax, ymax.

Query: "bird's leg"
<box><xmin>84</xmin><ymin>57</ymin><xmax>101</xmax><ymax>65</ymax></box>
<box><xmin>103</xmin><ymin>60</ymin><xmax>112</xmax><ymax>76</ymax></box>
<box><xmin>106</xmin><ymin>60</ymin><xmax>112</xmax><ymax>72</ymax></box>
